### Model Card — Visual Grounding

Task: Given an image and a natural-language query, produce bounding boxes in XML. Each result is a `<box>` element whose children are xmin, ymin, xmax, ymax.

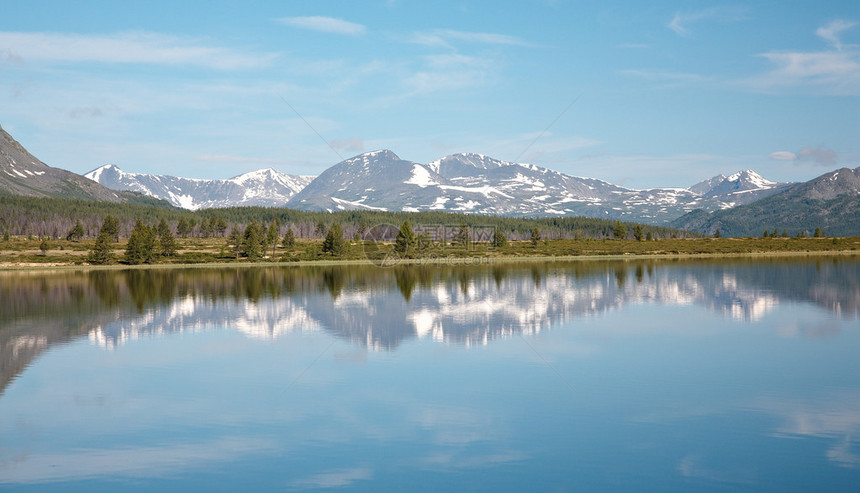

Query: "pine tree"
<box><xmin>322</xmin><ymin>223</ymin><xmax>346</xmax><ymax>256</ymax></box>
<box><xmin>613</xmin><ymin>220</ymin><xmax>626</xmax><ymax>240</ymax></box>
<box><xmin>87</xmin><ymin>232</ymin><xmax>115</xmax><ymax>265</ymax></box>
<box><xmin>176</xmin><ymin>217</ymin><xmax>190</xmax><ymax>238</ymax></box>
<box><xmin>66</xmin><ymin>219</ymin><xmax>85</xmax><ymax>241</ymax></box>
<box><xmin>634</xmin><ymin>224</ymin><xmax>643</xmax><ymax>241</ymax></box>
<box><xmin>713</xmin><ymin>229</ymin><xmax>721</xmax><ymax>238</ymax></box>
<box><xmin>453</xmin><ymin>222</ymin><xmax>470</xmax><ymax>247</ymax></box>
<box><xmin>124</xmin><ymin>219</ymin><xmax>156</xmax><ymax>264</ymax></box>
<box><xmin>492</xmin><ymin>228</ymin><xmax>507</xmax><ymax>247</ymax></box>
<box><xmin>530</xmin><ymin>227</ymin><xmax>541</xmax><ymax>247</ymax></box>
<box><xmin>315</xmin><ymin>220</ymin><xmax>327</xmax><ymax>238</ymax></box>
<box><xmin>39</xmin><ymin>237</ymin><xmax>49</xmax><ymax>256</ymax></box>
<box><xmin>156</xmin><ymin>218</ymin><xmax>178</xmax><ymax>257</ymax></box>
<box><xmin>101</xmin><ymin>214</ymin><xmax>120</xmax><ymax>242</ymax></box>
<box><xmin>214</xmin><ymin>216</ymin><xmax>228</xmax><ymax>237</ymax></box>
<box><xmin>227</xmin><ymin>226</ymin><xmax>243</xmax><ymax>258</ymax></box>
<box><xmin>266</xmin><ymin>218</ymin><xmax>280</xmax><ymax>256</ymax></box>
<box><xmin>282</xmin><ymin>227</ymin><xmax>296</xmax><ymax>250</ymax></box>
<box><xmin>242</xmin><ymin>221</ymin><xmax>263</xmax><ymax>260</ymax></box>
<box><xmin>646</xmin><ymin>231</ymin><xmax>654</xmax><ymax>241</ymax></box>
<box><xmin>394</xmin><ymin>220</ymin><xmax>417</xmax><ymax>256</ymax></box>
<box><xmin>814</xmin><ymin>227</ymin><xmax>822</xmax><ymax>238</ymax></box>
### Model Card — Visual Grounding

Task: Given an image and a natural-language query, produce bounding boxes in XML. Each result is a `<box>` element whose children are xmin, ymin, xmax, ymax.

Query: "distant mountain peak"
<box><xmin>87</xmin><ymin>164</ymin><xmax>314</xmax><ymax>210</ymax></box>
<box><xmin>726</xmin><ymin>169</ymin><xmax>774</xmax><ymax>187</ymax></box>
<box><xmin>356</xmin><ymin>149</ymin><xmax>400</xmax><ymax>161</ymax></box>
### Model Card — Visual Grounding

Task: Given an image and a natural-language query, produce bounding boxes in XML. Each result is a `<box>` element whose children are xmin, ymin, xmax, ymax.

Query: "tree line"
<box><xmin>0</xmin><ymin>195</ymin><xmax>693</xmax><ymax>244</ymax></box>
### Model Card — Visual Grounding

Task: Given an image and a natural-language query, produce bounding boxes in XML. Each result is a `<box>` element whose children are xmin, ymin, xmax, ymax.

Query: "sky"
<box><xmin>0</xmin><ymin>0</ymin><xmax>858</xmax><ymax>189</ymax></box>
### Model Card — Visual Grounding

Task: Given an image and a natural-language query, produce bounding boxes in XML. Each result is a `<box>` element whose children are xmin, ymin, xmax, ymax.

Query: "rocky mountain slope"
<box><xmin>85</xmin><ymin>164</ymin><xmax>314</xmax><ymax>210</ymax></box>
<box><xmin>286</xmin><ymin>150</ymin><xmax>792</xmax><ymax>224</ymax></box>
<box><xmin>670</xmin><ymin>167</ymin><xmax>860</xmax><ymax>236</ymax></box>
<box><xmin>0</xmin><ymin>124</ymin><xmax>123</xmax><ymax>202</ymax></box>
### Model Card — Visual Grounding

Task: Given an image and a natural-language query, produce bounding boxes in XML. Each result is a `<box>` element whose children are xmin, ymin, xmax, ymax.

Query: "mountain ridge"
<box><xmin>84</xmin><ymin>164</ymin><xmax>314</xmax><ymax>210</ymax></box>
<box><xmin>282</xmin><ymin>150</ymin><xmax>793</xmax><ymax>224</ymax></box>
<box><xmin>0</xmin><ymin>124</ymin><xmax>125</xmax><ymax>202</ymax></box>
<box><xmin>83</xmin><ymin>148</ymin><xmax>799</xmax><ymax>224</ymax></box>
<box><xmin>670</xmin><ymin>167</ymin><xmax>860</xmax><ymax>236</ymax></box>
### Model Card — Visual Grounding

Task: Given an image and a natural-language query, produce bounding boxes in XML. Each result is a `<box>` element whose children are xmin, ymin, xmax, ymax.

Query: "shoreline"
<box><xmin>1</xmin><ymin>249</ymin><xmax>858</xmax><ymax>272</ymax></box>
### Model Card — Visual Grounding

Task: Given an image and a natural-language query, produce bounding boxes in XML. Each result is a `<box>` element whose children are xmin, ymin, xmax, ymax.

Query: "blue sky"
<box><xmin>0</xmin><ymin>0</ymin><xmax>858</xmax><ymax>188</ymax></box>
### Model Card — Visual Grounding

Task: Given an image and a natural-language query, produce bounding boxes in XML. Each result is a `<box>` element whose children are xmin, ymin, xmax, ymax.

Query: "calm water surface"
<box><xmin>1</xmin><ymin>258</ymin><xmax>859</xmax><ymax>491</ymax></box>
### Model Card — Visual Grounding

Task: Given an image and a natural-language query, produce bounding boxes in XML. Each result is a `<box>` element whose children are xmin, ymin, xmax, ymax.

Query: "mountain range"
<box><xmin>86</xmin><ymin>149</ymin><xmax>794</xmax><ymax>224</ymax></box>
<box><xmin>85</xmin><ymin>164</ymin><xmax>313</xmax><ymax>210</ymax></box>
<box><xmin>2</xmin><ymin>123</ymin><xmax>857</xmax><ymax>235</ymax></box>
<box><xmin>671</xmin><ymin>167</ymin><xmax>860</xmax><ymax>237</ymax></box>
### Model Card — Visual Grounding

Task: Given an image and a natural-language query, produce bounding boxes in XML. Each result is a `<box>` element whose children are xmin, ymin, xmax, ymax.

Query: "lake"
<box><xmin>1</xmin><ymin>257</ymin><xmax>858</xmax><ymax>491</ymax></box>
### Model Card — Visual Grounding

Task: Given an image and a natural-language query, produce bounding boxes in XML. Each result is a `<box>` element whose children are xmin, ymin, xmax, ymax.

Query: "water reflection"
<box><xmin>1</xmin><ymin>258</ymin><xmax>860</xmax><ymax>489</ymax></box>
<box><xmin>1</xmin><ymin>258</ymin><xmax>858</xmax><ymax>394</ymax></box>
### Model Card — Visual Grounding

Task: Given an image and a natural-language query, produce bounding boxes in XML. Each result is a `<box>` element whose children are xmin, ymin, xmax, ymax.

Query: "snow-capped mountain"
<box><xmin>692</xmin><ymin>169</ymin><xmax>783</xmax><ymax>202</ymax></box>
<box><xmin>287</xmin><ymin>151</ymin><xmax>793</xmax><ymax>223</ymax></box>
<box><xmin>671</xmin><ymin>167</ymin><xmax>860</xmax><ymax>237</ymax></box>
<box><xmin>85</xmin><ymin>164</ymin><xmax>314</xmax><ymax>210</ymax></box>
<box><xmin>83</xmin><ymin>149</ymin><xmax>791</xmax><ymax>222</ymax></box>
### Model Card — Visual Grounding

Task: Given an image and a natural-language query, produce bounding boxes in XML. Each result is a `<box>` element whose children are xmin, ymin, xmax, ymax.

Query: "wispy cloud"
<box><xmin>289</xmin><ymin>467</ymin><xmax>373</xmax><ymax>489</ymax></box>
<box><xmin>375</xmin><ymin>53</ymin><xmax>493</xmax><ymax>104</ymax></box>
<box><xmin>622</xmin><ymin>69</ymin><xmax>708</xmax><ymax>83</ymax></box>
<box><xmin>742</xmin><ymin>20</ymin><xmax>860</xmax><ymax>95</ymax></box>
<box><xmin>408</xmin><ymin>29</ymin><xmax>530</xmax><ymax>49</ymax></box>
<box><xmin>769</xmin><ymin>147</ymin><xmax>839</xmax><ymax>166</ymax></box>
<box><xmin>768</xmin><ymin>151</ymin><xmax>797</xmax><ymax>161</ymax></box>
<box><xmin>668</xmin><ymin>7</ymin><xmax>748</xmax><ymax>37</ymax></box>
<box><xmin>0</xmin><ymin>31</ymin><xmax>274</xmax><ymax>69</ymax></box>
<box><xmin>816</xmin><ymin>19</ymin><xmax>858</xmax><ymax>50</ymax></box>
<box><xmin>748</xmin><ymin>49</ymin><xmax>860</xmax><ymax>95</ymax></box>
<box><xmin>276</xmin><ymin>16</ymin><xmax>366</xmax><ymax>36</ymax></box>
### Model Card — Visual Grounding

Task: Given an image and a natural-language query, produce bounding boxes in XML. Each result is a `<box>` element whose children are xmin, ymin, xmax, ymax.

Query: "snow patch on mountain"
<box><xmin>405</xmin><ymin>164</ymin><xmax>437</xmax><ymax>187</ymax></box>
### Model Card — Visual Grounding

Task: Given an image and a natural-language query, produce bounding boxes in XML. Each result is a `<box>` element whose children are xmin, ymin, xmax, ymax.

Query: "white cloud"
<box><xmin>816</xmin><ymin>19</ymin><xmax>858</xmax><ymax>50</ymax></box>
<box><xmin>408</xmin><ymin>29</ymin><xmax>530</xmax><ymax>48</ymax></box>
<box><xmin>750</xmin><ymin>50</ymin><xmax>860</xmax><ymax>94</ymax></box>
<box><xmin>0</xmin><ymin>31</ymin><xmax>274</xmax><ymax>69</ymax></box>
<box><xmin>769</xmin><ymin>151</ymin><xmax>797</xmax><ymax>161</ymax></box>
<box><xmin>745</xmin><ymin>21</ymin><xmax>860</xmax><ymax>95</ymax></box>
<box><xmin>276</xmin><ymin>16</ymin><xmax>366</xmax><ymax>36</ymax></box>
<box><xmin>668</xmin><ymin>7</ymin><xmax>748</xmax><ymax>37</ymax></box>
<box><xmin>290</xmin><ymin>467</ymin><xmax>373</xmax><ymax>489</ymax></box>
<box><xmin>0</xmin><ymin>437</ymin><xmax>276</xmax><ymax>483</ymax></box>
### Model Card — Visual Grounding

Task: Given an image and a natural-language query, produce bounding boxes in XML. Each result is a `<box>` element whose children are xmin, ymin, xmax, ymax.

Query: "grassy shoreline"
<box><xmin>1</xmin><ymin>236</ymin><xmax>858</xmax><ymax>271</ymax></box>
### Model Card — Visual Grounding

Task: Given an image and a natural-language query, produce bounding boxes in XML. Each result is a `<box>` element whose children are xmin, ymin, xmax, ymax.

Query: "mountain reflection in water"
<box><xmin>1</xmin><ymin>257</ymin><xmax>857</xmax><ymax>395</ymax></box>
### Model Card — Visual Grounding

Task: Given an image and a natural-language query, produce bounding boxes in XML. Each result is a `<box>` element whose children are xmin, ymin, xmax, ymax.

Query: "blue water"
<box><xmin>0</xmin><ymin>259</ymin><xmax>858</xmax><ymax>491</ymax></box>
